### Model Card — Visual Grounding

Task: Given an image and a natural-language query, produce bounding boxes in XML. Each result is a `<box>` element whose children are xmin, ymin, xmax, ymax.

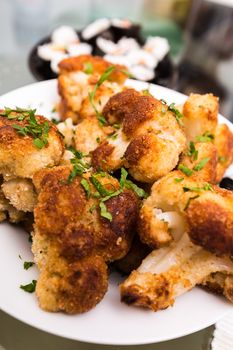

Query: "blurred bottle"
<box><xmin>11</xmin><ymin>0</ymin><xmax>50</xmax><ymax>47</ymax></box>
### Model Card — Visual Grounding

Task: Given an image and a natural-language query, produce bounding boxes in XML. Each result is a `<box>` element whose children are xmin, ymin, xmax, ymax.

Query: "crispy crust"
<box><xmin>91</xmin><ymin>141</ymin><xmax>115</xmax><ymax>172</ymax></box>
<box><xmin>186</xmin><ymin>188</ymin><xmax>233</xmax><ymax>255</ymax></box>
<box><xmin>214</xmin><ymin>124</ymin><xmax>233</xmax><ymax>183</ymax></box>
<box><xmin>58</xmin><ymin>55</ymin><xmax>128</xmax><ymax>84</ymax></box>
<box><xmin>33</xmin><ymin>166</ymin><xmax>139</xmax><ymax>313</ymax></box>
<box><xmin>0</xmin><ymin>112</ymin><xmax>64</xmax><ymax>178</ymax></box>
<box><xmin>103</xmin><ymin>89</ymin><xmax>162</xmax><ymax>137</ymax></box>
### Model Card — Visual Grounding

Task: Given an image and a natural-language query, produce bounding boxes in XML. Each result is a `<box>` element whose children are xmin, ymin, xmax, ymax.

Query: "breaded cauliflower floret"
<box><xmin>2</xmin><ymin>178</ymin><xmax>37</xmax><ymax>212</ymax></box>
<box><xmin>0</xmin><ymin>109</ymin><xmax>64</xmax><ymax>179</ymax></box>
<box><xmin>58</xmin><ymin>55</ymin><xmax>127</xmax><ymax>123</ymax></box>
<box><xmin>120</xmin><ymin>233</ymin><xmax>233</xmax><ymax>311</ymax></box>
<box><xmin>138</xmin><ymin>170</ymin><xmax>233</xmax><ymax>250</ymax></box>
<box><xmin>32</xmin><ymin>166</ymin><xmax>139</xmax><ymax>313</ymax></box>
<box><xmin>0</xmin><ymin>183</ymin><xmax>25</xmax><ymax>223</ymax></box>
<box><xmin>92</xmin><ymin>89</ymin><xmax>186</xmax><ymax>183</ymax></box>
<box><xmin>182</xmin><ymin>93</ymin><xmax>218</xmax><ymax>142</ymax></box>
<box><xmin>214</xmin><ymin>123</ymin><xmax>233</xmax><ymax>183</ymax></box>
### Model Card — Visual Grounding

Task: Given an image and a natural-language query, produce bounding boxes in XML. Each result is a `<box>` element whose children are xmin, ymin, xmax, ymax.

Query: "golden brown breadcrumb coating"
<box><xmin>186</xmin><ymin>187</ymin><xmax>233</xmax><ymax>255</ymax></box>
<box><xmin>58</xmin><ymin>55</ymin><xmax>127</xmax><ymax>123</ymax></box>
<box><xmin>32</xmin><ymin>166</ymin><xmax>139</xmax><ymax>313</ymax></box>
<box><xmin>92</xmin><ymin>89</ymin><xmax>186</xmax><ymax>182</ymax></box>
<box><xmin>114</xmin><ymin>234</ymin><xmax>151</xmax><ymax>275</ymax></box>
<box><xmin>182</xmin><ymin>93</ymin><xmax>218</xmax><ymax>142</ymax></box>
<box><xmin>0</xmin><ymin>111</ymin><xmax>64</xmax><ymax>179</ymax></box>
<box><xmin>214</xmin><ymin>123</ymin><xmax>233</xmax><ymax>182</ymax></box>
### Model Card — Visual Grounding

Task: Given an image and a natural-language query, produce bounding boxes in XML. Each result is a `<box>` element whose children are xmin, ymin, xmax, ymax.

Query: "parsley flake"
<box><xmin>84</xmin><ymin>62</ymin><xmax>94</xmax><ymax>74</ymax></box>
<box><xmin>80</xmin><ymin>178</ymin><xmax>91</xmax><ymax>199</ymax></box>
<box><xmin>20</xmin><ymin>279</ymin><xmax>37</xmax><ymax>293</ymax></box>
<box><xmin>184</xmin><ymin>195</ymin><xmax>199</xmax><ymax>210</ymax></box>
<box><xmin>88</xmin><ymin>66</ymin><xmax>116</xmax><ymax>126</ymax></box>
<box><xmin>187</xmin><ymin>141</ymin><xmax>198</xmax><ymax>161</ymax></box>
<box><xmin>174</xmin><ymin>177</ymin><xmax>184</xmax><ymax>183</ymax></box>
<box><xmin>24</xmin><ymin>261</ymin><xmax>35</xmax><ymax>270</ymax></box>
<box><xmin>193</xmin><ymin>157</ymin><xmax>210</xmax><ymax>171</ymax></box>
<box><xmin>99</xmin><ymin>202</ymin><xmax>112</xmax><ymax>221</ymax></box>
<box><xmin>178</xmin><ymin>164</ymin><xmax>193</xmax><ymax>177</ymax></box>
<box><xmin>196</xmin><ymin>132</ymin><xmax>214</xmax><ymax>143</ymax></box>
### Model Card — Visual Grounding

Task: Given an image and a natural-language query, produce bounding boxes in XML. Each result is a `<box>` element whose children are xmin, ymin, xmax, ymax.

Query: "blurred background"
<box><xmin>0</xmin><ymin>0</ymin><xmax>233</xmax><ymax>120</ymax></box>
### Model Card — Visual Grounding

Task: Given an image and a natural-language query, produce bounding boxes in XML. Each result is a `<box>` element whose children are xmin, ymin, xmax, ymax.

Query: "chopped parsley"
<box><xmin>99</xmin><ymin>202</ymin><xmax>112</xmax><ymax>221</ymax></box>
<box><xmin>218</xmin><ymin>155</ymin><xmax>227</xmax><ymax>164</ymax></box>
<box><xmin>88</xmin><ymin>66</ymin><xmax>116</xmax><ymax>126</ymax></box>
<box><xmin>84</xmin><ymin>62</ymin><xmax>94</xmax><ymax>74</ymax></box>
<box><xmin>96</xmin><ymin>137</ymin><xmax>101</xmax><ymax>143</ymax></box>
<box><xmin>23</xmin><ymin>261</ymin><xmax>35</xmax><ymax>270</ymax></box>
<box><xmin>178</xmin><ymin>164</ymin><xmax>193</xmax><ymax>177</ymax></box>
<box><xmin>193</xmin><ymin>157</ymin><xmax>210</xmax><ymax>171</ymax></box>
<box><xmin>183</xmin><ymin>183</ymin><xmax>213</xmax><ymax>193</ymax></box>
<box><xmin>168</xmin><ymin>103</ymin><xmax>184</xmax><ymax>126</ymax></box>
<box><xmin>159</xmin><ymin>100</ymin><xmax>184</xmax><ymax>125</ymax></box>
<box><xmin>196</xmin><ymin>132</ymin><xmax>214</xmax><ymax>143</ymax></box>
<box><xmin>51</xmin><ymin>118</ymin><xmax>59</xmax><ymax>125</ymax></box>
<box><xmin>89</xmin><ymin>168</ymin><xmax>147</xmax><ymax>221</ymax></box>
<box><xmin>80</xmin><ymin>178</ymin><xmax>91</xmax><ymax>199</ymax></box>
<box><xmin>142</xmin><ymin>89</ymin><xmax>152</xmax><ymax>96</ymax></box>
<box><xmin>184</xmin><ymin>195</ymin><xmax>199</xmax><ymax>210</ymax></box>
<box><xmin>89</xmin><ymin>204</ymin><xmax>96</xmax><ymax>213</ymax></box>
<box><xmin>113</xmin><ymin>123</ymin><xmax>121</xmax><ymax>129</ymax></box>
<box><xmin>20</xmin><ymin>279</ymin><xmax>37</xmax><ymax>293</ymax></box>
<box><xmin>187</xmin><ymin>141</ymin><xmax>198</xmax><ymax>161</ymax></box>
<box><xmin>67</xmin><ymin>149</ymin><xmax>91</xmax><ymax>183</ymax></box>
<box><xmin>174</xmin><ymin>177</ymin><xmax>184</xmax><ymax>183</ymax></box>
<box><xmin>0</xmin><ymin>107</ymin><xmax>50</xmax><ymax>149</ymax></box>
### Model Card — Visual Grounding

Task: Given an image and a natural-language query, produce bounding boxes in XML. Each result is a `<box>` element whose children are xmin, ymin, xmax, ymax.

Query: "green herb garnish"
<box><xmin>168</xmin><ymin>103</ymin><xmax>184</xmax><ymax>126</ymax></box>
<box><xmin>23</xmin><ymin>261</ymin><xmax>35</xmax><ymax>270</ymax></box>
<box><xmin>1</xmin><ymin>107</ymin><xmax>50</xmax><ymax>149</ymax></box>
<box><xmin>193</xmin><ymin>157</ymin><xmax>210</xmax><ymax>171</ymax></box>
<box><xmin>113</xmin><ymin>123</ymin><xmax>121</xmax><ymax>129</ymax></box>
<box><xmin>218</xmin><ymin>155</ymin><xmax>227</xmax><ymax>164</ymax></box>
<box><xmin>89</xmin><ymin>204</ymin><xmax>96</xmax><ymax>213</ymax></box>
<box><xmin>196</xmin><ymin>132</ymin><xmax>214</xmax><ymax>143</ymax></box>
<box><xmin>174</xmin><ymin>177</ymin><xmax>184</xmax><ymax>183</ymax></box>
<box><xmin>187</xmin><ymin>141</ymin><xmax>198</xmax><ymax>161</ymax></box>
<box><xmin>20</xmin><ymin>279</ymin><xmax>37</xmax><ymax>293</ymax></box>
<box><xmin>178</xmin><ymin>164</ymin><xmax>193</xmax><ymax>177</ymax></box>
<box><xmin>88</xmin><ymin>66</ymin><xmax>116</xmax><ymax>126</ymax></box>
<box><xmin>183</xmin><ymin>183</ymin><xmax>213</xmax><ymax>193</ymax></box>
<box><xmin>80</xmin><ymin>178</ymin><xmax>91</xmax><ymax>199</ymax></box>
<box><xmin>99</xmin><ymin>202</ymin><xmax>112</xmax><ymax>221</ymax></box>
<box><xmin>184</xmin><ymin>195</ymin><xmax>199</xmax><ymax>210</ymax></box>
<box><xmin>84</xmin><ymin>62</ymin><xmax>94</xmax><ymax>74</ymax></box>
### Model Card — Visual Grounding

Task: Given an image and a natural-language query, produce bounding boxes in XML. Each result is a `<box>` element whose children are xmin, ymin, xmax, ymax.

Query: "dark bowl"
<box><xmin>28</xmin><ymin>29</ymin><xmax>177</xmax><ymax>88</ymax></box>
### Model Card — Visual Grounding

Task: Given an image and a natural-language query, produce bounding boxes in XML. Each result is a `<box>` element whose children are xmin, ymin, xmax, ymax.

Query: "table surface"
<box><xmin>0</xmin><ymin>0</ymin><xmax>232</xmax><ymax>349</ymax></box>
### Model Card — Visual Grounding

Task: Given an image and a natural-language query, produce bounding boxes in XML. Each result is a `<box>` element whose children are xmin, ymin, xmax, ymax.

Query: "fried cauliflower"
<box><xmin>2</xmin><ymin>178</ymin><xmax>37</xmax><ymax>212</ymax></box>
<box><xmin>0</xmin><ymin>109</ymin><xmax>64</xmax><ymax>179</ymax></box>
<box><xmin>182</xmin><ymin>93</ymin><xmax>218</xmax><ymax>142</ymax></box>
<box><xmin>138</xmin><ymin>170</ymin><xmax>233</xmax><ymax>250</ymax></box>
<box><xmin>0</xmin><ymin>178</ymin><xmax>25</xmax><ymax>223</ymax></box>
<box><xmin>32</xmin><ymin>165</ymin><xmax>139</xmax><ymax>313</ymax></box>
<box><xmin>58</xmin><ymin>55</ymin><xmax>127</xmax><ymax>123</ymax></box>
<box><xmin>214</xmin><ymin>123</ymin><xmax>233</xmax><ymax>183</ymax></box>
<box><xmin>92</xmin><ymin>89</ymin><xmax>186</xmax><ymax>183</ymax></box>
<box><xmin>120</xmin><ymin>233</ymin><xmax>233</xmax><ymax>311</ymax></box>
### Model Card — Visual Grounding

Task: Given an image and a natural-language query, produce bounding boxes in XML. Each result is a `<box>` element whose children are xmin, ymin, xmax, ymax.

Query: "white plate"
<box><xmin>0</xmin><ymin>79</ymin><xmax>232</xmax><ymax>345</ymax></box>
